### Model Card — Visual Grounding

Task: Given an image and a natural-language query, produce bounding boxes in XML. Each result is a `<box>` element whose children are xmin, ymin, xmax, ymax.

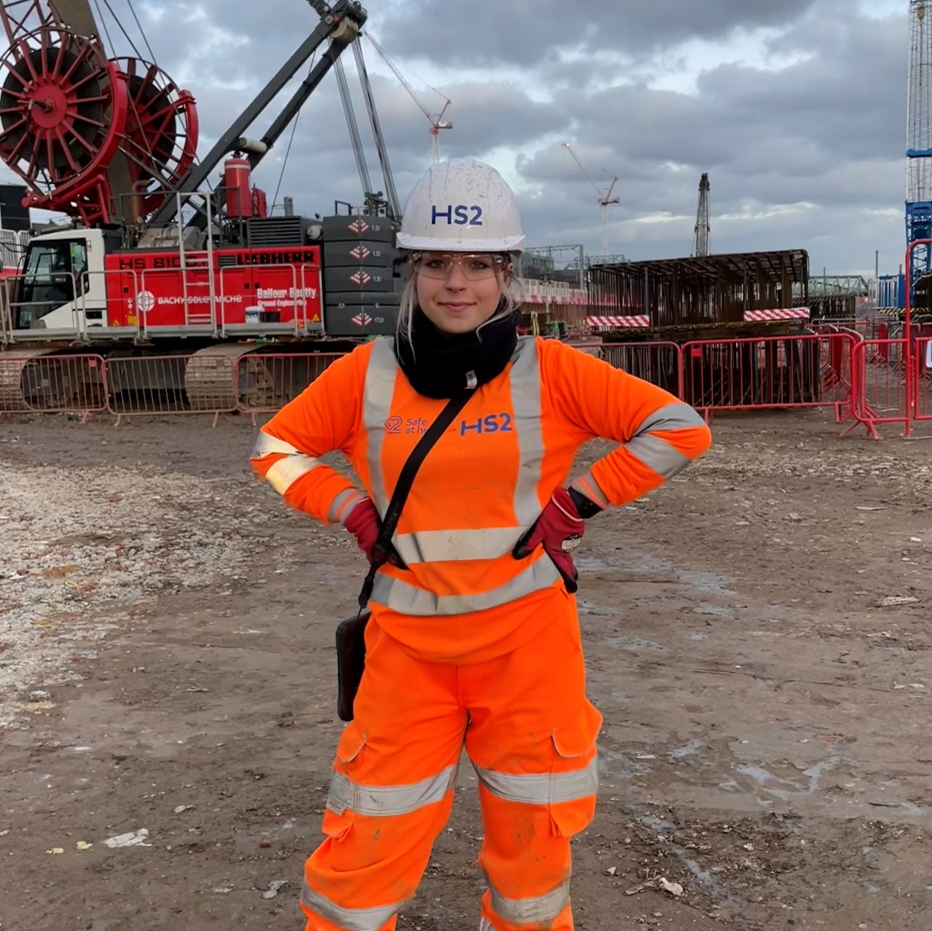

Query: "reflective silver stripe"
<box><xmin>623</xmin><ymin>401</ymin><xmax>704</xmax><ymax>479</ymax></box>
<box><xmin>328</xmin><ymin>765</ymin><xmax>457</xmax><ymax>817</ymax></box>
<box><xmin>265</xmin><ymin>454</ymin><xmax>320</xmax><ymax>494</ymax></box>
<box><xmin>329</xmin><ymin>488</ymin><xmax>366</xmax><ymax>524</ymax></box>
<box><xmin>363</xmin><ymin>339</ymin><xmax>398</xmax><ymax>515</ymax></box>
<box><xmin>479</xmin><ymin>919</ymin><xmax>495</xmax><ymax>931</ymax></box>
<box><xmin>488</xmin><ymin>878</ymin><xmax>571</xmax><ymax>925</ymax></box>
<box><xmin>251</xmin><ymin>430</ymin><xmax>301</xmax><ymax>458</ymax></box>
<box><xmin>473</xmin><ymin>757</ymin><xmax>598</xmax><ymax>805</ymax></box>
<box><xmin>393</xmin><ymin>527</ymin><xmax>519</xmax><ymax>564</ymax></box>
<box><xmin>300</xmin><ymin>881</ymin><xmax>402</xmax><ymax>931</ymax></box>
<box><xmin>510</xmin><ymin>338</ymin><xmax>546</xmax><ymax>529</ymax></box>
<box><xmin>371</xmin><ymin>555</ymin><xmax>560</xmax><ymax>616</ymax></box>
<box><xmin>636</xmin><ymin>401</ymin><xmax>706</xmax><ymax>434</ymax></box>
<box><xmin>624</xmin><ymin>433</ymin><xmax>691</xmax><ymax>479</ymax></box>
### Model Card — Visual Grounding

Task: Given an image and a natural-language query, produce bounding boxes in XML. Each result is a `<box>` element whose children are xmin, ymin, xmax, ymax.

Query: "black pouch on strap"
<box><xmin>335</xmin><ymin>389</ymin><xmax>472</xmax><ymax>722</ymax></box>
<box><xmin>336</xmin><ymin>610</ymin><xmax>370</xmax><ymax>723</ymax></box>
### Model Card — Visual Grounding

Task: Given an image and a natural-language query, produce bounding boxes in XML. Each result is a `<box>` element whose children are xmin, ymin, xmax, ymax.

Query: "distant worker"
<box><xmin>251</xmin><ymin>158</ymin><xmax>712</xmax><ymax>931</ymax></box>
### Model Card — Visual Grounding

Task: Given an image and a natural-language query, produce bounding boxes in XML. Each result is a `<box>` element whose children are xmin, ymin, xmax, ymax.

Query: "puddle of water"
<box><xmin>581</xmin><ymin>552</ymin><xmax>736</xmax><ymax>595</ymax></box>
<box><xmin>687</xmin><ymin>632</ymin><xmax>708</xmax><ymax>641</ymax></box>
<box><xmin>669</xmin><ymin>738</ymin><xmax>704</xmax><ymax>760</ymax></box>
<box><xmin>605</xmin><ymin>637</ymin><xmax>669</xmax><ymax>654</ymax></box>
<box><xmin>598</xmin><ymin>748</ymin><xmax>651</xmax><ymax>781</ymax></box>
<box><xmin>897</xmin><ymin>801</ymin><xmax>926</xmax><ymax>817</ymax></box>
<box><xmin>693</xmin><ymin>603</ymin><xmax>735</xmax><ymax>619</ymax></box>
<box><xmin>678</xmin><ymin>570</ymin><xmax>735</xmax><ymax>597</ymax></box>
<box><xmin>736</xmin><ymin>758</ymin><xmax>839</xmax><ymax>802</ymax></box>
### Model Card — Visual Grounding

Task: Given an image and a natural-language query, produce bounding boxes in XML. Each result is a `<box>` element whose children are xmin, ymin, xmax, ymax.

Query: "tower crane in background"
<box><xmin>906</xmin><ymin>0</ymin><xmax>932</xmax><ymax>301</ymax></box>
<box><xmin>692</xmin><ymin>172</ymin><xmax>710</xmax><ymax>257</ymax></box>
<box><xmin>562</xmin><ymin>141</ymin><xmax>618</xmax><ymax>259</ymax></box>
<box><xmin>366</xmin><ymin>33</ymin><xmax>451</xmax><ymax>163</ymax></box>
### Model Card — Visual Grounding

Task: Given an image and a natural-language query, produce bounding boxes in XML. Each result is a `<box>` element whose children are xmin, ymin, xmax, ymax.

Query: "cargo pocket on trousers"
<box><xmin>320</xmin><ymin>722</ymin><xmax>368</xmax><ymax>859</ymax></box>
<box><xmin>549</xmin><ymin>701</ymin><xmax>603</xmax><ymax>838</ymax></box>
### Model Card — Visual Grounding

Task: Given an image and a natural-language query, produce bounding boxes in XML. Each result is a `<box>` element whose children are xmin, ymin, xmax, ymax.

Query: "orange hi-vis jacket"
<box><xmin>251</xmin><ymin>336</ymin><xmax>711</xmax><ymax>661</ymax></box>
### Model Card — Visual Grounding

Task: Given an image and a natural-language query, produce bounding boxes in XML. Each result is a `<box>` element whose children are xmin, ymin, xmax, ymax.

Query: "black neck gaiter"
<box><xmin>393</xmin><ymin>306</ymin><xmax>521</xmax><ymax>399</ymax></box>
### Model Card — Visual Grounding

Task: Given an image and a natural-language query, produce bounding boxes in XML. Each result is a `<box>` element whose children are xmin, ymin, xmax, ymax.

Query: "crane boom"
<box><xmin>144</xmin><ymin>0</ymin><xmax>367</xmax><ymax>230</ymax></box>
<box><xmin>366</xmin><ymin>33</ymin><xmax>434</xmax><ymax>124</ymax></box>
<box><xmin>334</xmin><ymin>53</ymin><xmax>376</xmax><ymax>203</ymax></box>
<box><xmin>692</xmin><ymin>172</ymin><xmax>710</xmax><ymax>257</ymax></box>
<box><xmin>366</xmin><ymin>33</ymin><xmax>451</xmax><ymax>162</ymax></box>
<box><xmin>49</xmin><ymin>0</ymin><xmax>98</xmax><ymax>37</ymax></box>
<box><xmin>563</xmin><ymin>142</ymin><xmax>603</xmax><ymax>199</ymax></box>
<box><xmin>352</xmin><ymin>40</ymin><xmax>400</xmax><ymax>216</ymax></box>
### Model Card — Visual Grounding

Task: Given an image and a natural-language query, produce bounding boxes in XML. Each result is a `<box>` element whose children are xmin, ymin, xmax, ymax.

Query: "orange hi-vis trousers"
<box><xmin>301</xmin><ymin>599</ymin><xmax>603</xmax><ymax>931</ymax></box>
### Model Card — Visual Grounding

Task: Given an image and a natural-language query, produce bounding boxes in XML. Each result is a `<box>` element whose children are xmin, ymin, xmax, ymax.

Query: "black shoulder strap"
<box><xmin>357</xmin><ymin>389</ymin><xmax>472</xmax><ymax>609</ymax></box>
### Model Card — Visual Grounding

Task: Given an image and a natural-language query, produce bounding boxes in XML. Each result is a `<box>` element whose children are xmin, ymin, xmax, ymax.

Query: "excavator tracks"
<box><xmin>184</xmin><ymin>344</ymin><xmax>273</xmax><ymax>411</ymax></box>
<box><xmin>0</xmin><ymin>349</ymin><xmax>104</xmax><ymax>412</ymax></box>
<box><xmin>0</xmin><ymin>342</ymin><xmax>345</xmax><ymax>414</ymax></box>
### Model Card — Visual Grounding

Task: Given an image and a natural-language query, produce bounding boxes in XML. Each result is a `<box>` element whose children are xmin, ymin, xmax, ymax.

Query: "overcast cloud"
<box><xmin>0</xmin><ymin>0</ymin><xmax>912</xmax><ymax>274</ymax></box>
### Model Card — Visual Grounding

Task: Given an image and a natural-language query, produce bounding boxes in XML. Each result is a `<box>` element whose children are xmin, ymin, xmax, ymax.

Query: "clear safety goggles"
<box><xmin>411</xmin><ymin>252</ymin><xmax>507</xmax><ymax>281</ymax></box>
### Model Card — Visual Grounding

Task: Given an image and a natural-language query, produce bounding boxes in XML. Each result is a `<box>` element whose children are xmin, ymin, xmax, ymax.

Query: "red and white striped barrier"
<box><xmin>587</xmin><ymin>307</ymin><xmax>812</xmax><ymax>328</ymax></box>
<box><xmin>744</xmin><ymin>307</ymin><xmax>811</xmax><ymax>322</ymax></box>
<box><xmin>586</xmin><ymin>315</ymin><xmax>650</xmax><ymax>328</ymax></box>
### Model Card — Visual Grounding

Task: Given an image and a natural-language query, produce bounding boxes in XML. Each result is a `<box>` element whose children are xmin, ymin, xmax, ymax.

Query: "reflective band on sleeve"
<box><xmin>473</xmin><ymin>757</ymin><xmax>598</xmax><ymax>805</ymax></box>
<box><xmin>509</xmin><ymin>338</ymin><xmax>546</xmax><ymax>528</ymax></box>
<box><xmin>488</xmin><ymin>878</ymin><xmax>571</xmax><ymax>925</ymax></box>
<box><xmin>329</xmin><ymin>488</ymin><xmax>367</xmax><ymax>524</ymax></box>
<box><xmin>265</xmin><ymin>454</ymin><xmax>320</xmax><ymax>494</ymax></box>
<box><xmin>363</xmin><ymin>340</ymin><xmax>398</xmax><ymax>516</ymax></box>
<box><xmin>624</xmin><ymin>433</ymin><xmax>691</xmax><ymax>479</ymax></box>
<box><xmin>371</xmin><ymin>555</ymin><xmax>561</xmax><ymax>616</ymax></box>
<box><xmin>636</xmin><ymin>401</ymin><xmax>707</xmax><ymax>434</ymax></box>
<box><xmin>328</xmin><ymin>765</ymin><xmax>457</xmax><ymax>817</ymax></box>
<box><xmin>251</xmin><ymin>431</ymin><xmax>302</xmax><ymax>459</ymax></box>
<box><xmin>393</xmin><ymin>527</ymin><xmax>520</xmax><ymax>564</ymax></box>
<box><xmin>301</xmin><ymin>882</ymin><xmax>403</xmax><ymax>931</ymax></box>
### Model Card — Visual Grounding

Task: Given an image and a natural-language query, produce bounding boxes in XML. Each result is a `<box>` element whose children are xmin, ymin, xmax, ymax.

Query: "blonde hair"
<box><xmin>395</xmin><ymin>257</ymin><xmax>522</xmax><ymax>347</ymax></box>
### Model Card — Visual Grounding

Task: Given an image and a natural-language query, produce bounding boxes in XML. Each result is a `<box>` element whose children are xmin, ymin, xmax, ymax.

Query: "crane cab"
<box><xmin>7</xmin><ymin>229</ymin><xmax>112</xmax><ymax>333</ymax></box>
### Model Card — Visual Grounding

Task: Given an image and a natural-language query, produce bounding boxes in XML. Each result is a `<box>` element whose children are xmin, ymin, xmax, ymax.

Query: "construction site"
<box><xmin>0</xmin><ymin>1</ymin><xmax>929</xmax><ymax>930</ymax></box>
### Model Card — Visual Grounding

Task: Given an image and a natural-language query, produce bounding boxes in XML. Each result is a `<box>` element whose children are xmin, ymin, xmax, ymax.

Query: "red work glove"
<box><xmin>342</xmin><ymin>499</ymin><xmax>404</xmax><ymax>567</ymax></box>
<box><xmin>512</xmin><ymin>487</ymin><xmax>585</xmax><ymax>593</ymax></box>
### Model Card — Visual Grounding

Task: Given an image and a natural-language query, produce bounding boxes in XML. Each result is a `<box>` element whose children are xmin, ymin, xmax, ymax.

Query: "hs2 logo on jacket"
<box><xmin>384</xmin><ymin>413</ymin><xmax>513</xmax><ymax>437</ymax></box>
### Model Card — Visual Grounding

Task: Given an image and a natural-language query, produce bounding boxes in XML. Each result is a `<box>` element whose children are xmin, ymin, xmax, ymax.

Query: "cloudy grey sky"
<box><xmin>0</xmin><ymin>0</ymin><xmax>912</xmax><ymax>275</ymax></box>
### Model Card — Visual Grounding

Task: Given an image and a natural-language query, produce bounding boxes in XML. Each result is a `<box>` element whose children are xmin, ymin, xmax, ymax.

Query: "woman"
<box><xmin>251</xmin><ymin>158</ymin><xmax>711</xmax><ymax>931</ymax></box>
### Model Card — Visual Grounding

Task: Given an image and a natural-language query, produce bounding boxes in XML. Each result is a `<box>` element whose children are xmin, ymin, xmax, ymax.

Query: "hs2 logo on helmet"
<box><xmin>430</xmin><ymin>205</ymin><xmax>484</xmax><ymax>226</ymax></box>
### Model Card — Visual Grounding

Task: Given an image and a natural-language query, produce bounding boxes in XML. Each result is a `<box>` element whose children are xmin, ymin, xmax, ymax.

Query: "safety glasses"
<box><xmin>411</xmin><ymin>252</ymin><xmax>507</xmax><ymax>281</ymax></box>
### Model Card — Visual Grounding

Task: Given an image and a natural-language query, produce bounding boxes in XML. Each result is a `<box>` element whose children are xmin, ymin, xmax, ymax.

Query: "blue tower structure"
<box><xmin>906</xmin><ymin>1</ymin><xmax>932</xmax><ymax>302</ymax></box>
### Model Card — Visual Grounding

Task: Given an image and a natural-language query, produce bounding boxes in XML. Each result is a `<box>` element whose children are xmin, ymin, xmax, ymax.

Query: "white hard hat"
<box><xmin>396</xmin><ymin>158</ymin><xmax>526</xmax><ymax>254</ymax></box>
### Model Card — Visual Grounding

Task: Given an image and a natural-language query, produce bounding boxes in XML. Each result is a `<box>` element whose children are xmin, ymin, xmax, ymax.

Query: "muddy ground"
<box><xmin>0</xmin><ymin>409</ymin><xmax>929</xmax><ymax>931</ymax></box>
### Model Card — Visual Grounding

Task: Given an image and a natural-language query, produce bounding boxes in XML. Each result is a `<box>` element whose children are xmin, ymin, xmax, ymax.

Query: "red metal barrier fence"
<box><xmin>846</xmin><ymin>339</ymin><xmax>909</xmax><ymax>440</ymax></box>
<box><xmin>678</xmin><ymin>333</ymin><xmax>856</xmax><ymax>422</ymax></box>
<box><xmin>0</xmin><ymin>334</ymin><xmax>928</xmax><ymax>438</ymax></box>
<box><xmin>0</xmin><ymin>353</ymin><xmax>106</xmax><ymax>416</ymax></box>
<box><xmin>235</xmin><ymin>352</ymin><xmax>343</xmax><ymax>415</ymax></box>
<box><xmin>599</xmin><ymin>341</ymin><xmax>682</xmax><ymax>399</ymax></box>
<box><xmin>913</xmin><ymin>336</ymin><xmax>932</xmax><ymax>423</ymax></box>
